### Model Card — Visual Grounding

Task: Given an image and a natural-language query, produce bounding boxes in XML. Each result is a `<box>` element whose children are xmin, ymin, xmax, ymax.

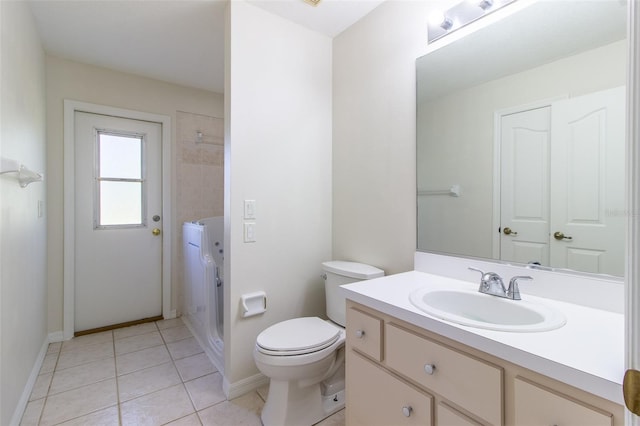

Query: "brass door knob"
<box><xmin>152</xmin><ymin>228</ymin><xmax>161</xmax><ymax>236</ymax></box>
<box><xmin>624</xmin><ymin>369</ymin><xmax>640</xmax><ymax>415</ymax></box>
<box><xmin>503</xmin><ymin>227</ymin><xmax>518</xmax><ymax>236</ymax></box>
<box><xmin>553</xmin><ymin>231</ymin><xmax>572</xmax><ymax>241</ymax></box>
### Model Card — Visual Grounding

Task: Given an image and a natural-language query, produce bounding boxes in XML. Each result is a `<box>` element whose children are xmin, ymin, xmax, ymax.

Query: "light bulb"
<box><xmin>478</xmin><ymin>0</ymin><xmax>494</xmax><ymax>10</ymax></box>
<box><xmin>429</xmin><ymin>10</ymin><xmax>453</xmax><ymax>30</ymax></box>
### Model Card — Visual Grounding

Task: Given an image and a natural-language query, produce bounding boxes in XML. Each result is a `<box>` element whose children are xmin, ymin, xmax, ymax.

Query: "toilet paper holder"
<box><xmin>241</xmin><ymin>291</ymin><xmax>267</xmax><ymax>318</ymax></box>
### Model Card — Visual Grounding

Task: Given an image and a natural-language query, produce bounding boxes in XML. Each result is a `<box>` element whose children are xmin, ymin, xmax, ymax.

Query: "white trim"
<box><xmin>10</xmin><ymin>336</ymin><xmax>50</xmax><ymax>426</ymax></box>
<box><xmin>48</xmin><ymin>331</ymin><xmax>64</xmax><ymax>343</ymax></box>
<box><xmin>63</xmin><ymin>100</ymin><xmax>172</xmax><ymax>339</ymax></box>
<box><xmin>223</xmin><ymin>372</ymin><xmax>269</xmax><ymax>400</ymax></box>
<box><xmin>626</xmin><ymin>0</ymin><xmax>640</xmax><ymax>423</ymax></box>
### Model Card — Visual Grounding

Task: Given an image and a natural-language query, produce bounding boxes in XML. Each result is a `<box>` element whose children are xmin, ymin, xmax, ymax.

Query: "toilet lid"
<box><xmin>256</xmin><ymin>317</ymin><xmax>341</xmax><ymax>354</ymax></box>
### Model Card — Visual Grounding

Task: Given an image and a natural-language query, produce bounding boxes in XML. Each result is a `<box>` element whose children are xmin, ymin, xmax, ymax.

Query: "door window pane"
<box><xmin>99</xmin><ymin>181</ymin><xmax>142</xmax><ymax>226</ymax></box>
<box><xmin>99</xmin><ymin>133</ymin><xmax>142</xmax><ymax>179</ymax></box>
<box><xmin>96</xmin><ymin>131</ymin><xmax>145</xmax><ymax>227</ymax></box>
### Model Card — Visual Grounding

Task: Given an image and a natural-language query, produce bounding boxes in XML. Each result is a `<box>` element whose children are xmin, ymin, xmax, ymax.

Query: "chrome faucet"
<box><xmin>506</xmin><ymin>275</ymin><xmax>533</xmax><ymax>300</ymax></box>
<box><xmin>468</xmin><ymin>267</ymin><xmax>532</xmax><ymax>300</ymax></box>
<box><xmin>468</xmin><ymin>267</ymin><xmax>507</xmax><ymax>297</ymax></box>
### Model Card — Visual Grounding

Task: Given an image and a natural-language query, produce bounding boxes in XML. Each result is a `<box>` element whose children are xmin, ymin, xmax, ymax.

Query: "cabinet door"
<box><xmin>347</xmin><ymin>307</ymin><xmax>383</xmax><ymax>361</ymax></box>
<box><xmin>438</xmin><ymin>402</ymin><xmax>483</xmax><ymax>426</ymax></box>
<box><xmin>347</xmin><ymin>350</ymin><xmax>433</xmax><ymax>426</ymax></box>
<box><xmin>514</xmin><ymin>377</ymin><xmax>613</xmax><ymax>426</ymax></box>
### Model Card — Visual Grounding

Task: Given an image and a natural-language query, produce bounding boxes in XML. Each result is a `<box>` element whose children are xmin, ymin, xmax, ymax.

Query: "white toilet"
<box><xmin>253</xmin><ymin>261</ymin><xmax>384</xmax><ymax>426</ymax></box>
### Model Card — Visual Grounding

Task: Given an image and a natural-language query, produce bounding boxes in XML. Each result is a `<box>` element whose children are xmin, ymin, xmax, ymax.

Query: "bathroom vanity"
<box><xmin>342</xmin><ymin>255</ymin><xmax>625</xmax><ymax>426</ymax></box>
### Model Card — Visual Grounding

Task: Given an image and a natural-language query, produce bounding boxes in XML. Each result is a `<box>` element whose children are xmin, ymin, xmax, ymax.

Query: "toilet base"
<box><xmin>261</xmin><ymin>380</ymin><xmax>345</xmax><ymax>426</ymax></box>
<box><xmin>321</xmin><ymin>389</ymin><xmax>345</xmax><ymax>418</ymax></box>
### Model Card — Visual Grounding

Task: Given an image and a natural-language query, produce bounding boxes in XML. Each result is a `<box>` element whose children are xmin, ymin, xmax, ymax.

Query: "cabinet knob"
<box><xmin>355</xmin><ymin>329</ymin><xmax>365</xmax><ymax>338</ymax></box>
<box><xmin>424</xmin><ymin>364</ymin><xmax>435</xmax><ymax>375</ymax></box>
<box><xmin>402</xmin><ymin>406</ymin><xmax>413</xmax><ymax>417</ymax></box>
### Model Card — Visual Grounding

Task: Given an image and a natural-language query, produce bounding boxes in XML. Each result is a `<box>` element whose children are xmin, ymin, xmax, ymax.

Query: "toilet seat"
<box><xmin>256</xmin><ymin>317</ymin><xmax>341</xmax><ymax>356</ymax></box>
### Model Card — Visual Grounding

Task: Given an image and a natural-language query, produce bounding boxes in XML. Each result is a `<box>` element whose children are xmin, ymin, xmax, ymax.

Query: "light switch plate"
<box><xmin>244</xmin><ymin>200</ymin><xmax>256</xmax><ymax>219</ymax></box>
<box><xmin>244</xmin><ymin>222</ymin><xmax>256</xmax><ymax>243</ymax></box>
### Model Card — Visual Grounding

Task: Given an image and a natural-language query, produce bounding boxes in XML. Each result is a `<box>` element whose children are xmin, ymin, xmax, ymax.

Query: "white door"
<box><xmin>550</xmin><ymin>86</ymin><xmax>626</xmax><ymax>276</ymax></box>
<box><xmin>74</xmin><ymin>111</ymin><xmax>163</xmax><ymax>332</ymax></box>
<box><xmin>500</xmin><ymin>106</ymin><xmax>551</xmax><ymax>265</ymax></box>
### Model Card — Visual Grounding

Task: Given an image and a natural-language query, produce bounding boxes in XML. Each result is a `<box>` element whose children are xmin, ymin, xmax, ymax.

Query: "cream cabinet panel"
<box><xmin>347</xmin><ymin>350</ymin><xmax>433</xmax><ymax>426</ymax></box>
<box><xmin>438</xmin><ymin>402</ymin><xmax>483</xmax><ymax>426</ymax></box>
<box><xmin>347</xmin><ymin>307</ymin><xmax>383</xmax><ymax>361</ymax></box>
<box><xmin>514</xmin><ymin>376</ymin><xmax>613</xmax><ymax>426</ymax></box>
<box><xmin>385</xmin><ymin>323</ymin><xmax>503</xmax><ymax>426</ymax></box>
<box><xmin>345</xmin><ymin>302</ymin><xmax>622</xmax><ymax>426</ymax></box>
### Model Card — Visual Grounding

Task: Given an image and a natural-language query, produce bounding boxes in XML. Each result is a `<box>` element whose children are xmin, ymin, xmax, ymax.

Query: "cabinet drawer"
<box><xmin>385</xmin><ymin>323</ymin><xmax>503</xmax><ymax>425</ymax></box>
<box><xmin>347</xmin><ymin>350</ymin><xmax>433</xmax><ymax>426</ymax></box>
<box><xmin>514</xmin><ymin>377</ymin><xmax>613</xmax><ymax>426</ymax></box>
<box><xmin>438</xmin><ymin>402</ymin><xmax>483</xmax><ymax>426</ymax></box>
<box><xmin>347</xmin><ymin>307</ymin><xmax>383</xmax><ymax>361</ymax></box>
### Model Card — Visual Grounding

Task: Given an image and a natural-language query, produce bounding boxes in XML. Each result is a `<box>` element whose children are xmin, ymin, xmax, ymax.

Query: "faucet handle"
<box><xmin>469</xmin><ymin>267</ymin><xmax>505</xmax><ymax>293</ymax></box>
<box><xmin>507</xmin><ymin>276</ymin><xmax>533</xmax><ymax>300</ymax></box>
<box><xmin>468</xmin><ymin>267</ymin><xmax>487</xmax><ymax>292</ymax></box>
<box><xmin>468</xmin><ymin>267</ymin><xmax>485</xmax><ymax>275</ymax></box>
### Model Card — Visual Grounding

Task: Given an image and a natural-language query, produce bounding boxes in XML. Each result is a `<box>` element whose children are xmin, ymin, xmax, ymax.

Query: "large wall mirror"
<box><xmin>417</xmin><ymin>0</ymin><xmax>627</xmax><ymax>277</ymax></box>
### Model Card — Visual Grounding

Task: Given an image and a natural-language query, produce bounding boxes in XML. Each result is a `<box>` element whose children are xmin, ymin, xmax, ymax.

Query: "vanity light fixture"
<box><xmin>427</xmin><ymin>0</ymin><xmax>516</xmax><ymax>44</ymax></box>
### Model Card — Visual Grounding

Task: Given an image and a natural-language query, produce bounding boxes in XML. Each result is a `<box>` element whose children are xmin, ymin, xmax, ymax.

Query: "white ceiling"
<box><xmin>28</xmin><ymin>0</ymin><xmax>384</xmax><ymax>94</ymax></box>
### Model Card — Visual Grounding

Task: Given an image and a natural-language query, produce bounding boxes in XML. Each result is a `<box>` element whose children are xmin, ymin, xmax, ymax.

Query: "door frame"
<box><xmin>627</xmin><ymin>0</ymin><xmax>640</xmax><ymax>424</ymax></box>
<box><xmin>63</xmin><ymin>100</ymin><xmax>172</xmax><ymax>339</ymax></box>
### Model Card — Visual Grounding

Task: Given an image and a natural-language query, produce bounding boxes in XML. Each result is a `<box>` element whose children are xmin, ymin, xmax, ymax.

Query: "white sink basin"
<box><xmin>409</xmin><ymin>288</ymin><xmax>566</xmax><ymax>332</ymax></box>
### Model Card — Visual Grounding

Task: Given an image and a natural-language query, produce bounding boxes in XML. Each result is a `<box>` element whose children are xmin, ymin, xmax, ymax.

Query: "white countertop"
<box><xmin>341</xmin><ymin>270</ymin><xmax>625</xmax><ymax>405</ymax></box>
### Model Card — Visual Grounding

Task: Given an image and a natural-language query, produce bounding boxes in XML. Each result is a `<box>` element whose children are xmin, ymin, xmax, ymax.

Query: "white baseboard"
<box><xmin>224</xmin><ymin>373</ymin><xmax>269</xmax><ymax>400</ymax></box>
<box><xmin>9</xmin><ymin>336</ymin><xmax>50</xmax><ymax>426</ymax></box>
<box><xmin>48</xmin><ymin>331</ymin><xmax>64</xmax><ymax>342</ymax></box>
<box><xmin>165</xmin><ymin>309</ymin><xmax>177</xmax><ymax>320</ymax></box>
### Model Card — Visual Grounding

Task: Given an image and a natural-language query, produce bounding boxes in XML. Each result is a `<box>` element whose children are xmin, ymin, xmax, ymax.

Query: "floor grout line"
<box><xmin>113</xmin><ymin>332</ymin><xmax>123</xmax><ymax>426</ymax></box>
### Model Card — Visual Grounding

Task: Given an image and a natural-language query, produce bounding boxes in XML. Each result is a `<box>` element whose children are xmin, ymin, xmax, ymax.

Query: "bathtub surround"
<box><xmin>0</xmin><ymin>2</ymin><xmax>48</xmax><ymax>425</ymax></box>
<box><xmin>176</xmin><ymin>111</ymin><xmax>224</xmax><ymax>312</ymax></box>
<box><xmin>176</xmin><ymin>111</ymin><xmax>224</xmax><ymax>225</ymax></box>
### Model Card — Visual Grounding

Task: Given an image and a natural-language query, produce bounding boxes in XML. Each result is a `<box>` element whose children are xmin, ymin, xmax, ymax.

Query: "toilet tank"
<box><xmin>322</xmin><ymin>261</ymin><xmax>384</xmax><ymax>327</ymax></box>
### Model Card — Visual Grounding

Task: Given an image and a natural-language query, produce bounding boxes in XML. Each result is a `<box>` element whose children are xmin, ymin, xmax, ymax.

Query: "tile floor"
<box><xmin>20</xmin><ymin>318</ymin><xmax>345</xmax><ymax>426</ymax></box>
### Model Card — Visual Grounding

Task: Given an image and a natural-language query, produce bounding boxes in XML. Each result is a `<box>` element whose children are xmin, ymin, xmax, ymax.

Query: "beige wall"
<box><xmin>45</xmin><ymin>56</ymin><xmax>224</xmax><ymax>333</ymax></box>
<box><xmin>332</xmin><ymin>1</ymin><xmax>441</xmax><ymax>275</ymax></box>
<box><xmin>0</xmin><ymin>2</ymin><xmax>47</xmax><ymax>424</ymax></box>
<box><xmin>225</xmin><ymin>1</ymin><xmax>333</xmax><ymax>392</ymax></box>
<box><xmin>418</xmin><ymin>40</ymin><xmax>627</xmax><ymax>258</ymax></box>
